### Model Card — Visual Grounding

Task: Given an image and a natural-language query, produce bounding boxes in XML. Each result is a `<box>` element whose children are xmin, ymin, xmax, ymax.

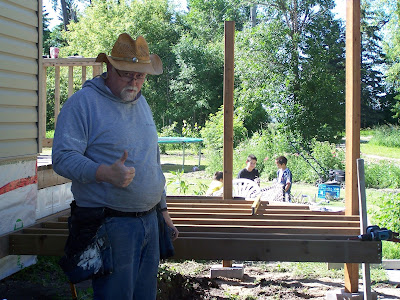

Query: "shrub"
<box><xmin>369</xmin><ymin>125</ymin><xmax>400</xmax><ymax>148</ymax></box>
<box><xmin>364</xmin><ymin>161</ymin><xmax>400</xmax><ymax>189</ymax></box>
<box><xmin>201</xmin><ymin>107</ymin><xmax>247</xmax><ymax>175</ymax></box>
<box><xmin>368</xmin><ymin>192</ymin><xmax>400</xmax><ymax>259</ymax></box>
<box><xmin>159</xmin><ymin>122</ymin><xmax>181</xmax><ymax>154</ymax></box>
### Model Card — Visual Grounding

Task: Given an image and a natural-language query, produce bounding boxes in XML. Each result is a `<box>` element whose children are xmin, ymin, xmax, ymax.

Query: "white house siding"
<box><xmin>0</xmin><ymin>0</ymin><xmax>42</xmax><ymax>280</ymax></box>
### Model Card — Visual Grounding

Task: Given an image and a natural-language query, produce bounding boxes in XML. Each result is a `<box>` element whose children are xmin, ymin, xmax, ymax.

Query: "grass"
<box><xmin>361</xmin><ymin>143</ymin><xmax>400</xmax><ymax>160</ymax></box>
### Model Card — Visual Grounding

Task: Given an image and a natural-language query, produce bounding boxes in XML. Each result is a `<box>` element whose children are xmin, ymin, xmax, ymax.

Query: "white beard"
<box><xmin>120</xmin><ymin>86</ymin><xmax>138</xmax><ymax>102</ymax></box>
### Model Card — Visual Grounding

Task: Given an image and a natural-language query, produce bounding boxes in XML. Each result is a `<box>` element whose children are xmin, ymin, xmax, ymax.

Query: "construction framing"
<box><xmin>1</xmin><ymin>0</ymin><xmax>371</xmax><ymax>294</ymax></box>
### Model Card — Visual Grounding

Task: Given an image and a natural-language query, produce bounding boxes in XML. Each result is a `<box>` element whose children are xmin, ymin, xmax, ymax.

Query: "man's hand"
<box><xmin>96</xmin><ymin>150</ymin><xmax>136</xmax><ymax>187</ymax></box>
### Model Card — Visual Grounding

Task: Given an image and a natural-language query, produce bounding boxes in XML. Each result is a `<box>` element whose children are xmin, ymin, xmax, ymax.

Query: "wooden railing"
<box><xmin>40</xmin><ymin>58</ymin><xmax>103</xmax><ymax>148</ymax></box>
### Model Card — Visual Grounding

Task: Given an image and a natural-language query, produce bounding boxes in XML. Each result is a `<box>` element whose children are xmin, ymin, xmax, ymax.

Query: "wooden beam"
<box><xmin>42</xmin><ymin>57</ymin><xmax>102</xmax><ymax>67</ymax></box>
<box><xmin>172</xmin><ymin>238</ymin><xmax>381</xmax><ymax>263</ymax></box>
<box><xmin>176</xmin><ymin>225</ymin><xmax>360</xmax><ymax>235</ymax></box>
<box><xmin>9</xmin><ymin>234</ymin><xmax>381</xmax><ymax>264</ymax></box>
<box><xmin>223</xmin><ymin>21</ymin><xmax>235</xmax><ymax>200</ymax></box>
<box><xmin>168</xmin><ymin>212</ymin><xmax>359</xmax><ymax>221</ymax></box>
<box><xmin>172</xmin><ymin>218</ymin><xmax>359</xmax><ymax>227</ymax></box>
<box><xmin>345</xmin><ymin>0</ymin><xmax>361</xmax><ymax>293</ymax></box>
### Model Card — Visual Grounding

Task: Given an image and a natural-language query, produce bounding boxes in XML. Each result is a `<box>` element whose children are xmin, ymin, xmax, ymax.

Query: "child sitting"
<box><xmin>206</xmin><ymin>171</ymin><xmax>224</xmax><ymax>196</ymax></box>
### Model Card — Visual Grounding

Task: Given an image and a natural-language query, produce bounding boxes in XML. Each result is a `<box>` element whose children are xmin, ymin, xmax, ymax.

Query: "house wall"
<box><xmin>0</xmin><ymin>0</ymin><xmax>43</xmax><ymax>280</ymax></box>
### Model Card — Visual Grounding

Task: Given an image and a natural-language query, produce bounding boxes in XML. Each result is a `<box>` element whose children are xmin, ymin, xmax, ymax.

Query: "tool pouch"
<box><xmin>59</xmin><ymin>201</ymin><xmax>113</xmax><ymax>284</ymax></box>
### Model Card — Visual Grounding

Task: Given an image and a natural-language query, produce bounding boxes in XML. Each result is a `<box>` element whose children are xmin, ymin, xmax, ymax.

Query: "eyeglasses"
<box><xmin>114</xmin><ymin>68</ymin><xmax>147</xmax><ymax>83</ymax></box>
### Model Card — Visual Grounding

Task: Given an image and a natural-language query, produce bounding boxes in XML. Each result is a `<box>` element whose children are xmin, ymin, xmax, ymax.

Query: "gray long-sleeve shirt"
<box><xmin>52</xmin><ymin>75</ymin><xmax>166</xmax><ymax>212</ymax></box>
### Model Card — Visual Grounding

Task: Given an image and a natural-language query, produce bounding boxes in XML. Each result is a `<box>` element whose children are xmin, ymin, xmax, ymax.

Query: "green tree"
<box><xmin>185</xmin><ymin>0</ymin><xmax>250</xmax><ymax>42</ymax></box>
<box><xmin>384</xmin><ymin>0</ymin><xmax>400</xmax><ymax>121</ymax></box>
<box><xmin>42</xmin><ymin>10</ymin><xmax>52</xmax><ymax>56</ymax></box>
<box><xmin>49</xmin><ymin>0</ymin><xmax>83</xmax><ymax>30</ymax></box>
<box><xmin>360</xmin><ymin>2</ymin><xmax>396</xmax><ymax>127</ymax></box>
<box><xmin>63</xmin><ymin>0</ymin><xmax>181</xmax><ymax>130</ymax></box>
<box><xmin>169</xmin><ymin>35</ymin><xmax>224</xmax><ymax>127</ymax></box>
<box><xmin>235</xmin><ymin>0</ymin><xmax>345</xmax><ymax>143</ymax></box>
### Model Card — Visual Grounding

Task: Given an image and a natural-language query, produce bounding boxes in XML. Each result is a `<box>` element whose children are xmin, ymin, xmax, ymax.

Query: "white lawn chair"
<box><xmin>232</xmin><ymin>179</ymin><xmax>261</xmax><ymax>199</ymax></box>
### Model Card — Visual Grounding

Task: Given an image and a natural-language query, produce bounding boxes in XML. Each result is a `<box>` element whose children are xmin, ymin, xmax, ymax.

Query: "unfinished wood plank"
<box><xmin>9</xmin><ymin>234</ymin><xmax>381</xmax><ymax>263</ymax></box>
<box><xmin>178</xmin><ymin>232</ymin><xmax>356</xmax><ymax>240</ymax></box>
<box><xmin>176</xmin><ymin>225</ymin><xmax>360</xmax><ymax>235</ymax></box>
<box><xmin>42</xmin><ymin>58</ymin><xmax>101</xmax><ymax>67</ymax></box>
<box><xmin>9</xmin><ymin>233</ymin><xmax>66</xmax><ymax>256</ymax></box>
<box><xmin>345</xmin><ymin>0</ymin><xmax>362</xmax><ymax>292</ymax></box>
<box><xmin>23</xmin><ymin>228</ymin><xmax>68</xmax><ymax>235</ymax></box>
<box><xmin>168</xmin><ymin>212</ymin><xmax>359</xmax><ymax>221</ymax></box>
<box><xmin>68</xmin><ymin>66</ymin><xmax>74</xmax><ymax>98</ymax></box>
<box><xmin>171</xmin><ymin>218</ymin><xmax>359</xmax><ymax>228</ymax></box>
<box><xmin>251</xmin><ymin>195</ymin><xmax>262</xmax><ymax>215</ymax></box>
<box><xmin>41</xmin><ymin>222</ymin><xmax>68</xmax><ymax>229</ymax></box>
<box><xmin>54</xmin><ymin>66</ymin><xmax>60</xmax><ymax>128</ymax></box>
<box><xmin>167</xmin><ymin>203</ymin><xmax>253</xmax><ymax>209</ymax></box>
<box><xmin>171</xmin><ymin>237</ymin><xmax>381</xmax><ymax>263</ymax></box>
<box><xmin>223</xmin><ymin>21</ymin><xmax>235</xmax><ymax>200</ymax></box>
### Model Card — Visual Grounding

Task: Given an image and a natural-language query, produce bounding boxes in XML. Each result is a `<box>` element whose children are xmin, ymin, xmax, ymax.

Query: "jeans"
<box><xmin>93</xmin><ymin>210</ymin><xmax>159</xmax><ymax>300</ymax></box>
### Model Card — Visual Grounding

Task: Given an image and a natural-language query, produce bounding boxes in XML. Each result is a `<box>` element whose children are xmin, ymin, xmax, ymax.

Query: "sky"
<box><xmin>43</xmin><ymin>0</ymin><xmax>347</xmax><ymax>30</ymax></box>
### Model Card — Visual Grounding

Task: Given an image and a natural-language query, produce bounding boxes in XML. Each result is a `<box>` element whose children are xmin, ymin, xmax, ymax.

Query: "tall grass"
<box><xmin>368</xmin><ymin>125</ymin><xmax>400</xmax><ymax>148</ymax></box>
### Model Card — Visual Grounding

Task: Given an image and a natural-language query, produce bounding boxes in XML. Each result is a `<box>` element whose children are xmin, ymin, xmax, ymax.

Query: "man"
<box><xmin>52</xmin><ymin>33</ymin><xmax>178</xmax><ymax>299</ymax></box>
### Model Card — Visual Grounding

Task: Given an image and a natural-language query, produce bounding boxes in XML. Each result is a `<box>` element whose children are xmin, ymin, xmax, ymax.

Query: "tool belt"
<box><xmin>104</xmin><ymin>205</ymin><xmax>157</xmax><ymax>218</ymax></box>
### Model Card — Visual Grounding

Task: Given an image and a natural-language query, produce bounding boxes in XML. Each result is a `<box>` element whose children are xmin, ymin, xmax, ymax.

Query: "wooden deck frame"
<box><xmin>4</xmin><ymin>1</ymin><xmax>367</xmax><ymax>291</ymax></box>
<box><xmin>7</xmin><ymin>197</ymin><xmax>381</xmax><ymax>264</ymax></box>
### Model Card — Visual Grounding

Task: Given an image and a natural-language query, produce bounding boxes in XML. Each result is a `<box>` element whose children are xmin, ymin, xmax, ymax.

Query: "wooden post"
<box><xmin>54</xmin><ymin>66</ymin><xmax>61</xmax><ymax>128</ymax></box>
<box><xmin>344</xmin><ymin>0</ymin><xmax>361</xmax><ymax>293</ymax></box>
<box><xmin>223</xmin><ymin>21</ymin><xmax>235</xmax><ymax>201</ymax></box>
<box><xmin>222</xmin><ymin>21</ymin><xmax>235</xmax><ymax>269</ymax></box>
<box><xmin>68</xmin><ymin>66</ymin><xmax>74</xmax><ymax>98</ymax></box>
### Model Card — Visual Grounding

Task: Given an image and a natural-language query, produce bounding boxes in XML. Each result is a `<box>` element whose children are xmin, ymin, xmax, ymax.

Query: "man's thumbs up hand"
<box><xmin>96</xmin><ymin>150</ymin><xmax>136</xmax><ymax>187</ymax></box>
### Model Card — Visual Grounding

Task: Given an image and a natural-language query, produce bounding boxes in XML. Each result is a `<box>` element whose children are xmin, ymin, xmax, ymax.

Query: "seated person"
<box><xmin>237</xmin><ymin>154</ymin><xmax>260</xmax><ymax>185</ymax></box>
<box><xmin>206</xmin><ymin>171</ymin><xmax>223</xmax><ymax>196</ymax></box>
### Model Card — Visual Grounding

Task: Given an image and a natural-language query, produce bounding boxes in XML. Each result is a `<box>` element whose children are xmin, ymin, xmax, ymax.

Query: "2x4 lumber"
<box><xmin>42</xmin><ymin>58</ymin><xmax>101</xmax><ymax>67</ymax></box>
<box><xmin>178</xmin><ymin>232</ymin><xmax>356</xmax><ymax>240</ymax></box>
<box><xmin>41</xmin><ymin>222</ymin><xmax>68</xmax><ymax>229</ymax></box>
<box><xmin>22</xmin><ymin>228</ymin><xmax>68</xmax><ymax>235</ymax></box>
<box><xmin>166</xmin><ymin>198</ymin><xmax>254</xmax><ymax>204</ymax></box>
<box><xmin>168</xmin><ymin>212</ymin><xmax>359</xmax><ymax>221</ymax></box>
<box><xmin>251</xmin><ymin>195</ymin><xmax>262</xmax><ymax>215</ymax></box>
<box><xmin>172</xmin><ymin>237</ymin><xmax>381</xmax><ymax>263</ymax></box>
<box><xmin>257</xmin><ymin>208</ymin><xmax>343</xmax><ymax>215</ymax></box>
<box><xmin>171</xmin><ymin>218</ymin><xmax>359</xmax><ymax>228</ymax></box>
<box><xmin>167</xmin><ymin>203</ymin><xmax>252</xmax><ymax>208</ymax></box>
<box><xmin>168</xmin><ymin>208</ymin><xmax>253</xmax><ymax>214</ymax></box>
<box><xmin>176</xmin><ymin>225</ymin><xmax>360</xmax><ymax>235</ymax></box>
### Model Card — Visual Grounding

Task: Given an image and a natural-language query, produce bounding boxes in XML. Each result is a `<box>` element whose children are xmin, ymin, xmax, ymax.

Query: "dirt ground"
<box><xmin>157</xmin><ymin>261</ymin><xmax>400</xmax><ymax>300</ymax></box>
<box><xmin>1</xmin><ymin>259</ymin><xmax>399</xmax><ymax>300</ymax></box>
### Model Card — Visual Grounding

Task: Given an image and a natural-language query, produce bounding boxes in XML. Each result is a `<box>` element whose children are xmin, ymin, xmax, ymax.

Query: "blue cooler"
<box><xmin>318</xmin><ymin>183</ymin><xmax>340</xmax><ymax>199</ymax></box>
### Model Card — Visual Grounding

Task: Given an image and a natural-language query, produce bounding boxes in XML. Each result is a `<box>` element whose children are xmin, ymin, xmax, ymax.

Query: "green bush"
<box><xmin>368</xmin><ymin>192</ymin><xmax>400</xmax><ymax>259</ymax></box>
<box><xmin>159</xmin><ymin>122</ymin><xmax>181</xmax><ymax>154</ymax></box>
<box><xmin>364</xmin><ymin>161</ymin><xmax>400</xmax><ymax>189</ymax></box>
<box><xmin>201</xmin><ymin>107</ymin><xmax>248</xmax><ymax>175</ymax></box>
<box><xmin>369</xmin><ymin>125</ymin><xmax>400</xmax><ymax>148</ymax></box>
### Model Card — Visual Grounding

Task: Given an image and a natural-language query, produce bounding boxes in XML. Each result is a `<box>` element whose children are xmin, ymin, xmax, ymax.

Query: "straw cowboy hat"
<box><xmin>96</xmin><ymin>33</ymin><xmax>163</xmax><ymax>75</ymax></box>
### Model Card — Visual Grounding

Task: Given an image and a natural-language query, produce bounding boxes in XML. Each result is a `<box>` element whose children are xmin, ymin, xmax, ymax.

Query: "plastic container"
<box><xmin>318</xmin><ymin>183</ymin><xmax>340</xmax><ymax>199</ymax></box>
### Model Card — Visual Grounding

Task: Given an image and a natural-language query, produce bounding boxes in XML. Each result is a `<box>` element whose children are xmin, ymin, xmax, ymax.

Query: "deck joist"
<box><xmin>7</xmin><ymin>196</ymin><xmax>382</xmax><ymax>263</ymax></box>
